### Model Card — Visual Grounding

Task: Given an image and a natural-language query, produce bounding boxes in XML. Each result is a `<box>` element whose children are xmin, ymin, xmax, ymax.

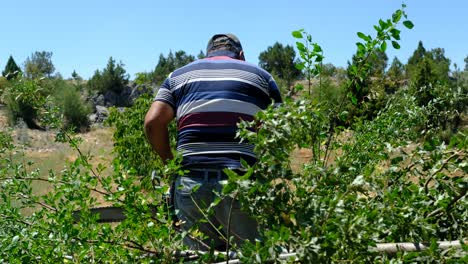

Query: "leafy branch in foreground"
<box><xmin>1</xmin><ymin>3</ymin><xmax>466</xmax><ymax>263</ymax></box>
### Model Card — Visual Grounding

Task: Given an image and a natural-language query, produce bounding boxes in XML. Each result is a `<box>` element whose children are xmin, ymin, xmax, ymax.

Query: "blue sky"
<box><xmin>1</xmin><ymin>0</ymin><xmax>467</xmax><ymax>79</ymax></box>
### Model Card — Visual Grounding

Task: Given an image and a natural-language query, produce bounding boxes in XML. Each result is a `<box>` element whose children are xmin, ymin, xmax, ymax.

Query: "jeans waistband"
<box><xmin>187</xmin><ymin>168</ymin><xmax>246</xmax><ymax>181</ymax></box>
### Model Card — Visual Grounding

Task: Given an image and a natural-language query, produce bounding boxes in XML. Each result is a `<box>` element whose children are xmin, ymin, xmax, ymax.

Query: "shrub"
<box><xmin>0</xmin><ymin>77</ymin><xmax>8</xmax><ymax>104</ymax></box>
<box><xmin>58</xmin><ymin>85</ymin><xmax>90</xmax><ymax>132</ymax></box>
<box><xmin>2</xmin><ymin>77</ymin><xmax>49</xmax><ymax>129</ymax></box>
<box><xmin>0</xmin><ymin>5</ymin><xmax>466</xmax><ymax>263</ymax></box>
<box><xmin>42</xmin><ymin>78</ymin><xmax>90</xmax><ymax>132</ymax></box>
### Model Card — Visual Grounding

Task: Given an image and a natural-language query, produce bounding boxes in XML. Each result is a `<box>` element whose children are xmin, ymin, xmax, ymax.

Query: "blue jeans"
<box><xmin>174</xmin><ymin>169</ymin><xmax>258</xmax><ymax>250</ymax></box>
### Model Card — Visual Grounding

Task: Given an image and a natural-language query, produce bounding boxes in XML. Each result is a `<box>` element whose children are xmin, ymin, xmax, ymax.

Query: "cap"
<box><xmin>206</xmin><ymin>33</ymin><xmax>243</xmax><ymax>54</ymax></box>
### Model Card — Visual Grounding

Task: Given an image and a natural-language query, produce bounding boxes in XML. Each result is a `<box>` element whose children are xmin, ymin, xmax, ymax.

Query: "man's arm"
<box><xmin>144</xmin><ymin>101</ymin><xmax>175</xmax><ymax>163</ymax></box>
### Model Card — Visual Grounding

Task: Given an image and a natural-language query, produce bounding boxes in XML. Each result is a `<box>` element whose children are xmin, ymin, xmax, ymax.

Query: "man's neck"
<box><xmin>206</xmin><ymin>50</ymin><xmax>239</xmax><ymax>59</ymax></box>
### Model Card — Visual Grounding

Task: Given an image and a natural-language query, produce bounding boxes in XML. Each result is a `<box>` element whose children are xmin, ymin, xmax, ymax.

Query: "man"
<box><xmin>144</xmin><ymin>34</ymin><xmax>282</xmax><ymax>250</ymax></box>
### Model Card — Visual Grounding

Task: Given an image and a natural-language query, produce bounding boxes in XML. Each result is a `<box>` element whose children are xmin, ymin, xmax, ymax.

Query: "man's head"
<box><xmin>206</xmin><ymin>33</ymin><xmax>245</xmax><ymax>60</ymax></box>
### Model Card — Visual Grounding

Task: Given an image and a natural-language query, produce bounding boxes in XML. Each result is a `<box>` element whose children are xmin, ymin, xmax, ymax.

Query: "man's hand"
<box><xmin>144</xmin><ymin>101</ymin><xmax>175</xmax><ymax>163</ymax></box>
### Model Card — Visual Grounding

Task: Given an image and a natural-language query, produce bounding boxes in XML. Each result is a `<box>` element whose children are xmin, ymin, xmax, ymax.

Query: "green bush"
<box><xmin>2</xmin><ymin>77</ymin><xmax>49</xmax><ymax>129</ymax></box>
<box><xmin>0</xmin><ymin>5</ymin><xmax>466</xmax><ymax>263</ymax></box>
<box><xmin>42</xmin><ymin>78</ymin><xmax>90</xmax><ymax>132</ymax></box>
<box><xmin>59</xmin><ymin>85</ymin><xmax>90</xmax><ymax>132</ymax></box>
<box><xmin>0</xmin><ymin>77</ymin><xmax>8</xmax><ymax>104</ymax></box>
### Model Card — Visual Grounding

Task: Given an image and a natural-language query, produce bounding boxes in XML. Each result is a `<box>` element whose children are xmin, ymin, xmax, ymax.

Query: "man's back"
<box><xmin>154</xmin><ymin>50</ymin><xmax>282</xmax><ymax>169</ymax></box>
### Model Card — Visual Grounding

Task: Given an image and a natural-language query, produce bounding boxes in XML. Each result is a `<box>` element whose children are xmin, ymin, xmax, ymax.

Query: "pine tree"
<box><xmin>197</xmin><ymin>50</ymin><xmax>205</xmax><ymax>59</ymax></box>
<box><xmin>406</xmin><ymin>41</ymin><xmax>426</xmax><ymax>79</ymax></box>
<box><xmin>152</xmin><ymin>51</ymin><xmax>195</xmax><ymax>85</ymax></box>
<box><xmin>464</xmin><ymin>55</ymin><xmax>468</xmax><ymax>72</ymax></box>
<box><xmin>2</xmin><ymin>55</ymin><xmax>22</xmax><ymax>80</ymax></box>
<box><xmin>387</xmin><ymin>57</ymin><xmax>405</xmax><ymax>81</ymax></box>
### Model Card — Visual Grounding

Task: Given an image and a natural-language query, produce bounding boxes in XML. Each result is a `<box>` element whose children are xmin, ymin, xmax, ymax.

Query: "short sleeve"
<box><xmin>154</xmin><ymin>78</ymin><xmax>175</xmax><ymax>110</ymax></box>
<box><xmin>268</xmin><ymin>76</ymin><xmax>282</xmax><ymax>106</ymax></box>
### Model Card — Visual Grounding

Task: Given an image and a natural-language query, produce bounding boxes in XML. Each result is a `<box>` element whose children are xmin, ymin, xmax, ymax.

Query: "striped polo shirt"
<box><xmin>154</xmin><ymin>50</ymin><xmax>282</xmax><ymax>169</ymax></box>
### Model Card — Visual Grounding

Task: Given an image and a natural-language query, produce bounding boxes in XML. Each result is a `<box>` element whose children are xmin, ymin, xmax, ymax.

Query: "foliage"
<box><xmin>134</xmin><ymin>72</ymin><xmax>153</xmax><ymax>85</ymax></box>
<box><xmin>337</xmin><ymin>6</ymin><xmax>414</xmax><ymax>124</ymax></box>
<box><xmin>1</xmin><ymin>75</ymin><xmax>89</xmax><ymax>132</ymax></box>
<box><xmin>1</xmin><ymin>77</ymin><xmax>51</xmax><ymax>129</ymax></box>
<box><xmin>387</xmin><ymin>57</ymin><xmax>405</xmax><ymax>80</ymax></box>
<box><xmin>465</xmin><ymin>55</ymin><xmax>468</xmax><ymax>72</ymax></box>
<box><xmin>406</xmin><ymin>42</ymin><xmax>451</xmax><ymax>85</ymax></box>
<box><xmin>107</xmin><ymin>93</ymin><xmax>166</xmax><ymax>178</ymax></box>
<box><xmin>152</xmin><ymin>51</ymin><xmax>195</xmax><ymax>85</ymax></box>
<box><xmin>24</xmin><ymin>51</ymin><xmax>55</xmax><ymax>79</ymax></box>
<box><xmin>2</xmin><ymin>55</ymin><xmax>22</xmax><ymax>80</ymax></box>
<box><xmin>197</xmin><ymin>50</ymin><xmax>205</xmax><ymax>59</ymax></box>
<box><xmin>0</xmin><ymin>77</ymin><xmax>8</xmax><ymax>103</ymax></box>
<box><xmin>292</xmin><ymin>30</ymin><xmax>324</xmax><ymax>95</ymax></box>
<box><xmin>0</xmin><ymin>88</ymin><xmax>186</xmax><ymax>262</ymax></box>
<box><xmin>385</xmin><ymin>56</ymin><xmax>405</xmax><ymax>94</ymax></box>
<box><xmin>233</xmin><ymin>83</ymin><xmax>467</xmax><ymax>263</ymax></box>
<box><xmin>258</xmin><ymin>42</ymin><xmax>302</xmax><ymax>93</ymax></box>
<box><xmin>71</xmin><ymin>70</ymin><xmax>82</xmax><ymax>82</ymax></box>
<box><xmin>406</xmin><ymin>41</ymin><xmax>426</xmax><ymax>78</ymax></box>
<box><xmin>0</xmin><ymin>128</ymin><xmax>186</xmax><ymax>262</ymax></box>
<box><xmin>49</xmin><ymin>78</ymin><xmax>91</xmax><ymax>132</ymax></box>
<box><xmin>426</xmin><ymin>47</ymin><xmax>451</xmax><ymax>83</ymax></box>
<box><xmin>321</xmin><ymin>63</ymin><xmax>337</xmax><ymax>77</ymax></box>
<box><xmin>87</xmin><ymin>57</ymin><xmax>129</xmax><ymax>94</ymax></box>
<box><xmin>0</xmin><ymin>4</ymin><xmax>466</xmax><ymax>263</ymax></box>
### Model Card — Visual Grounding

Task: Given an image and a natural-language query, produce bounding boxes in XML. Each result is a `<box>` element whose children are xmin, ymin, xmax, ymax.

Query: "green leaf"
<box><xmin>380</xmin><ymin>41</ymin><xmax>387</xmax><ymax>52</ymax></box>
<box><xmin>392</xmin><ymin>10</ymin><xmax>402</xmax><ymax>23</ymax></box>
<box><xmin>292</xmin><ymin>30</ymin><xmax>303</xmax><ymax>39</ymax></box>
<box><xmin>296</xmin><ymin>42</ymin><xmax>306</xmax><ymax>52</ymax></box>
<box><xmin>356</xmin><ymin>42</ymin><xmax>366</xmax><ymax>53</ymax></box>
<box><xmin>357</xmin><ymin>32</ymin><xmax>370</xmax><ymax>42</ymax></box>
<box><xmin>339</xmin><ymin>110</ymin><xmax>349</xmax><ymax>121</ymax></box>
<box><xmin>390</xmin><ymin>29</ymin><xmax>401</xmax><ymax>40</ymax></box>
<box><xmin>391</xmin><ymin>41</ymin><xmax>401</xmax><ymax>49</ymax></box>
<box><xmin>295</xmin><ymin>63</ymin><xmax>305</xmax><ymax>70</ymax></box>
<box><xmin>403</xmin><ymin>20</ymin><xmax>414</xmax><ymax>29</ymax></box>
<box><xmin>378</xmin><ymin>19</ymin><xmax>388</xmax><ymax>30</ymax></box>
<box><xmin>313</xmin><ymin>44</ymin><xmax>322</xmax><ymax>53</ymax></box>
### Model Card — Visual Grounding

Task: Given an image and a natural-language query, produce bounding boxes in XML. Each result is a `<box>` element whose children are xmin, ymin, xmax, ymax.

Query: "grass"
<box><xmin>0</xmin><ymin>104</ymin><xmax>116</xmax><ymax>213</ymax></box>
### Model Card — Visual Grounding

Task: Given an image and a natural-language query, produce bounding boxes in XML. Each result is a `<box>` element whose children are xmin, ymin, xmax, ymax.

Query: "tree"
<box><xmin>367</xmin><ymin>49</ymin><xmax>388</xmax><ymax>77</ymax></box>
<box><xmin>464</xmin><ymin>55</ymin><xmax>468</xmax><ymax>71</ymax></box>
<box><xmin>87</xmin><ymin>57</ymin><xmax>129</xmax><ymax>94</ymax></box>
<box><xmin>321</xmin><ymin>63</ymin><xmax>337</xmax><ymax>77</ymax></box>
<box><xmin>387</xmin><ymin>57</ymin><xmax>405</xmax><ymax>81</ymax></box>
<box><xmin>71</xmin><ymin>70</ymin><xmax>82</xmax><ymax>81</ymax></box>
<box><xmin>406</xmin><ymin>41</ymin><xmax>451</xmax><ymax>85</ymax></box>
<box><xmin>174</xmin><ymin>50</ymin><xmax>195</xmax><ymax>68</ymax></box>
<box><xmin>385</xmin><ymin>57</ymin><xmax>405</xmax><ymax>94</ymax></box>
<box><xmin>24</xmin><ymin>51</ymin><xmax>55</xmax><ymax>79</ymax></box>
<box><xmin>425</xmin><ymin>47</ymin><xmax>450</xmax><ymax>82</ymax></box>
<box><xmin>406</xmin><ymin>41</ymin><xmax>426</xmax><ymax>78</ymax></box>
<box><xmin>152</xmin><ymin>50</ymin><xmax>196</xmax><ymax>85</ymax></box>
<box><xmin>258</xmin><ymin>42</ymin><xmax>301</xmax><ymax>90</ymax></box>
<box><xmin>2</xmin><ymin>55</ymin><xmax>22</xmax><ymax>80</ymax></box>
<box><xmin>197</xmin><ymin>50</ymin><xmax>205</xmax><ymax>59</ymax></box>
<box><xmin>153</xmin><ymin>53</ymin><xmax>171</xmax><ymax>85</ymax></box>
